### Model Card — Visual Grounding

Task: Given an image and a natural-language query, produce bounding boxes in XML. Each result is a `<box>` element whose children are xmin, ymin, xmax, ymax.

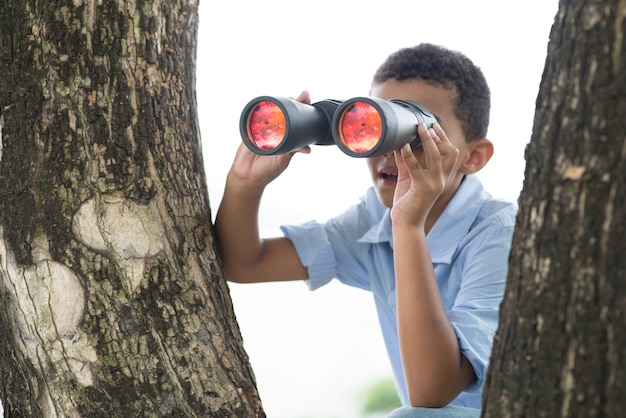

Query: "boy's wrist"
<box><xmin>391</xmin><ymin>221</ymin><xmax>427</xmax><ymax>238</ymax></box>
<box><xmin>391</xmin><ymin>206</ymin><xmax>429</xmax><ymax>229</ymax></box>
<box><xmin>226</xmin><ymin>169</ymin><xmax>268</xmax><ymax>196</ymax></box>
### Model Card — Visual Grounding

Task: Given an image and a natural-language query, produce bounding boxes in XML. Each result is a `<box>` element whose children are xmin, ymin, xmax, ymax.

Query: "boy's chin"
<box><xmin>374</xmin><ymin>190</ymin><xmax>394</xmax><ymax>208</ymax></box>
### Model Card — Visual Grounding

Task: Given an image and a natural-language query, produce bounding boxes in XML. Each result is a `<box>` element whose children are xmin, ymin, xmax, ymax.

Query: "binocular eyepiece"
<box><xmin>239</xmin><ymin>96</ymin><xmax>437</xmax><ymax>158</ymax></box>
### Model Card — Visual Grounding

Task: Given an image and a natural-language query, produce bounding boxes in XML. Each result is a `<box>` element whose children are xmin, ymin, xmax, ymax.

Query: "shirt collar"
<box><xmin>427</xmin><ymin>175</ymin><xmax>486</xmax><ymax>263</ymax></box>
<box><xmin>356</xmin><ymin>175</ymin><xmax>487</xmax><ymax>263</ymax></box>
<box><xmin>358</xmin><ymin>207</ymin><xmax>393</xmax><ymax>245</ymax></box>
<box><xmin>356</xmin><ymin>188</ymin><xmax>393</xmax><ymax>245</ymax></box>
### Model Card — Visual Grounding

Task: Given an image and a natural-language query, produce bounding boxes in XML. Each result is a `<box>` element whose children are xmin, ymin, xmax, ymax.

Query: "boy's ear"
<box><xmin>460</xmin><ymin>138</ymin><xmax>494</xmax><ymax>174</ymax></box>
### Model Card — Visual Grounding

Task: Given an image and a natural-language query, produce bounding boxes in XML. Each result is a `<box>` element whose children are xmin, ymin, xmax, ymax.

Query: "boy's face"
<box><xmin>367</xmin><ymin>78</ymin><xmax>470</xmax><ymax>208</ymax></box>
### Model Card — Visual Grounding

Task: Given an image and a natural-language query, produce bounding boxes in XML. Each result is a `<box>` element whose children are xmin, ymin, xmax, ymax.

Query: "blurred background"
<box><xmin>197</xmin><ymin>1</ymin><xmax>559</xmax><ymax>417</ymax></box>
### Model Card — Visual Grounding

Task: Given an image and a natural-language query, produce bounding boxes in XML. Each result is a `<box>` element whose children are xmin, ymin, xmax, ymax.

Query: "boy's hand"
<box><xmin>229</xmin><ymin>91</ymin><xmax>312</xmax><ymax>188</ymax></box>
<box><xmin>391</xmin><ymin>122</ymin><xmax>459</xmax><ymax>227</ymax></box>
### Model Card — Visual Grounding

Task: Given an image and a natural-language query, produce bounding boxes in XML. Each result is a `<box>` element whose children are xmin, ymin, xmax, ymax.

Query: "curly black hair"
<box><xmin>372</xmin><ymin>43</ymin><xmax>490</xmax><ymax>142</ymax></box>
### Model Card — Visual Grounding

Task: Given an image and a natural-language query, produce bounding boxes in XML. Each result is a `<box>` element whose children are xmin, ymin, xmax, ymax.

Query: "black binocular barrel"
<box><xmin>239</xmin><ymin>96</ymin><xmax>340</xmax><ymax>155</ymax></box>
<box><xmin>239</xmin><ymin>95</ymin><xmax>436</xmax><ymax>157</ymax></box>
<box><xmin>332</xmin><ymin>97</ymin><xmax>437</xmax><ymax>158</ymax></box>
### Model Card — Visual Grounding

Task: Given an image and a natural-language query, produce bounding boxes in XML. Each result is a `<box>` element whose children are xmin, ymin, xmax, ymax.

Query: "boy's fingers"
<box><xmin>418</xmin><ymin>123</ymin><xmax>442</xmax><ymax>169</ymax></box>
<box><xmin>396</xmin><ymin>143</ymin><xmax>416</xmax><ymax>167</ymax></box>
<box><xmin>293</xmin><ymin>90</ymin><xmax>311</xmax><ymax>104</ymax></box>
<box><xmin>432</xmin><ymin>122</ymin><xmax>451</xmax><ymax>143</ymax></box>
<box><xmin>418</xmin><ymin>123</ymin><xmax>435</xmax><ymax>148</ymax></box>
<box><xmin>429</xmin><ymin>123</ymin><xmax>458</xmax><ymax>161</ymax></box>
<box><xmin>429</xmin><ymin>127</ymin><xmax>441</xmax><ymax>143</ymax></box>
<box><xmin>395</xmin><ymin>143</ymin><xmax>422</xmax><ymax>179</ymax></box>
<box><xmin>290</xmin><ymin>146</ymin><xmax>312</xmax><ymax>155</ymax></box>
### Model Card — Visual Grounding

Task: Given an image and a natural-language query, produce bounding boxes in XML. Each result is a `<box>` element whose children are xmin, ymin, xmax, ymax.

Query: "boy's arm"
<box><xmin>393</xmin><ymin>223</ymin><xmax>475</xmax><ymax>407</ymax></box>
<box><xmin>391</xmin><ymin>123</ymin><xmax>474</xmax><ymax>407</ymax></box>
<box><xmin>215</xmin><ymin>157</ymin><xmax>308</xmax><ymax>283</ymax></box>
<box><xmin>215</xmin><ymin>91</ymin><xmax>313</xmax><ymax>283</ymax></box>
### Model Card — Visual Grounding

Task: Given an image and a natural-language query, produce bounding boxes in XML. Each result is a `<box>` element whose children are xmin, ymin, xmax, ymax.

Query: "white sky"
<box><xmin>197</xmin><ymin>1</ymin><xmax>559</xmax><ymax>417</ymax></box>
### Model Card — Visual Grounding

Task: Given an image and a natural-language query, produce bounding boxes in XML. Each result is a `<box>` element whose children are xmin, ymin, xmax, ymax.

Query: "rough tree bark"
<box><xmin>483</xmin><ymin>0</ymin><xmax>626</xmax><ymax>417</ymax></box>
<box><xmin>0</xmin><ymin>0</ymin><xmax>264</xmax><ymax>416</ymax></box>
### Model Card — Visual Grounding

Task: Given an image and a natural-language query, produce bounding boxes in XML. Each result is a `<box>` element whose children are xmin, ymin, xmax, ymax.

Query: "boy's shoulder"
<box><xmin>435</xmin><ymin>175</ymin><xmax>516</xmax><ymax>240</ymax></box>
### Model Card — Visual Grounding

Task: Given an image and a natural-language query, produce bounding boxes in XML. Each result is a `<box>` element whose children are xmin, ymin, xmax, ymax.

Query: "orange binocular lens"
<box><xmin>335</xmin><ymin>101</ymin><xmax>383</xmax><ymax>154</ymax></box>
<box><xmin>246</xmin><ymin>100</ymin><xmax>287</xmax><ymax>151</ymax></box>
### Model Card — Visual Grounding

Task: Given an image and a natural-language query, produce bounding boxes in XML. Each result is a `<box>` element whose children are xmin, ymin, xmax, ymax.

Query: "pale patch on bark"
<box><xmin>563</xmin><ymin>165</ymin><xmax>586</xmax><ymax>180</ymax></box>
<box><xmin>72</xmin><ymin>192</ymin><xmax>166</xmax><ymax>293</ymax></box>
<box><xmin>560</xmin><ymin>339</ymin><xmax>578</xmax><ymax>417</ymax></box>
<box><xmin>0</xmin><ymin>227</ymin><xmax>98</xmax><ymax>395</ymax></box>
<box><xmin>0</xmin><ymin>105</ymin><xmax>8</xmax><ymax>164</ymax></box>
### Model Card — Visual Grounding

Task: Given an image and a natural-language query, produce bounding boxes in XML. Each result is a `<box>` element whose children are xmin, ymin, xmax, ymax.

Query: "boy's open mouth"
<box><xmin>379</xmin><ymin>170</ymin><xmax>398</xmax><ymax>185</ymax></box>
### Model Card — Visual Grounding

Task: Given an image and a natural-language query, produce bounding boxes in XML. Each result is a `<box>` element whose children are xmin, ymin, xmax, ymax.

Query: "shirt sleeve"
<box><xmin>281</xmin><ymin>195</ymin><xmax>376</xmax><ymax>291</ymax></box>
<box><xmin>447</xmin><ymin>213</ymin><xmax>515</xmax><ymax>393</ymax></box>
<box><xmin>280</xmin><ymin>220</ymin><xmax>338</xmax><ymax>290</ymax></box>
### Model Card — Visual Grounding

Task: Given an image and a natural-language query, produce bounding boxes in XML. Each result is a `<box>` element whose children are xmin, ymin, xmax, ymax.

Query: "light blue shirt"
<box><xmin>281</xmin><ymin>174</ymin><xmax>517</xmax><ymax>409</ymax></box>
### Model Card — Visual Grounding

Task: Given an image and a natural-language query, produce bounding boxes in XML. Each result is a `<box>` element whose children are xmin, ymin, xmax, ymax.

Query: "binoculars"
<box><xmin>239</xmin><ymin>95</ymin><xmax>437</xmax><ymax>158</ymax></box>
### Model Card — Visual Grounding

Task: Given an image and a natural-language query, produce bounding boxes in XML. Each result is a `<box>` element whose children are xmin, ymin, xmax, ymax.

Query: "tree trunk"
<box><xmin>482</xmin><ymin>0</ymin><xmax>626</xmax><ymax>417</ymax></box>
<box><xmin>0</xmin><ymin>0</ymin><xmax>264</xmax><ymax>416</ymax></box>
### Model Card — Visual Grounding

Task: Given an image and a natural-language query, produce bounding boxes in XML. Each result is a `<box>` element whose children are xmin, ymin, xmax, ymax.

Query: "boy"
<box><xmin>215</xmin><ymin>44</ymin><xmax>517</xmax><ymax>417</ymax></box>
